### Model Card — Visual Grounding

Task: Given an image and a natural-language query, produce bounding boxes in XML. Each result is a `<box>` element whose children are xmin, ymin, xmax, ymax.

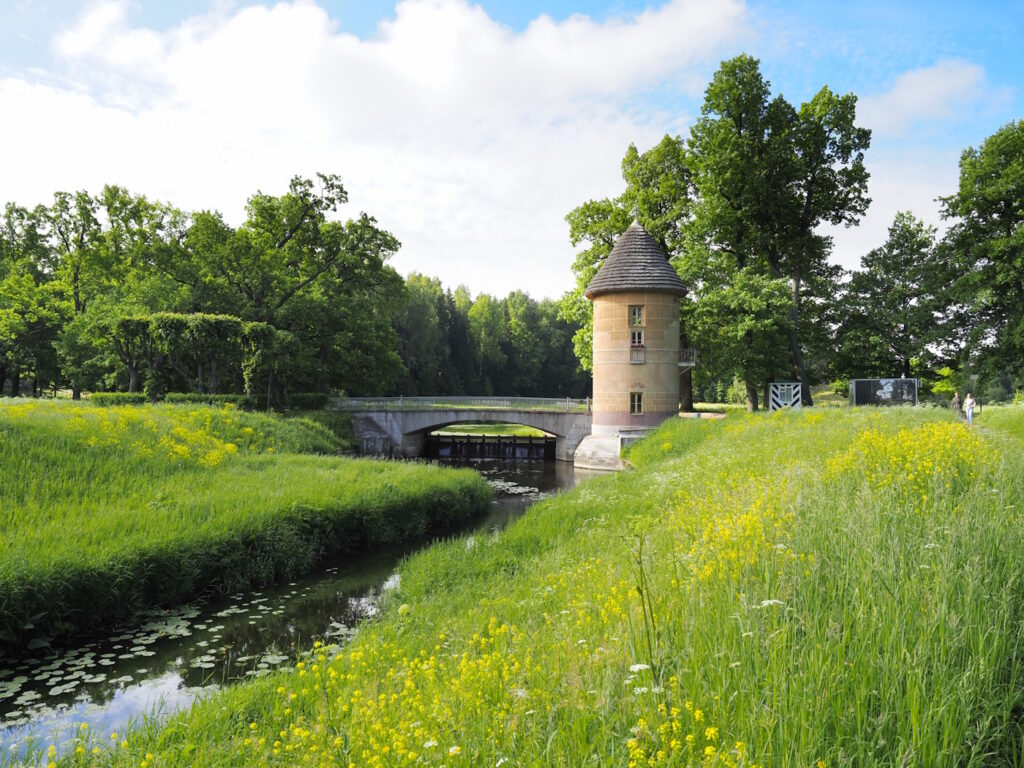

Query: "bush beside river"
<box><xmin>45</xmin><ymin>406</ymin><xmax>1024</xmax><ymax>766</ymax></box>
<box><xmin>0</xmin><ymin>400</ymin><xmax>491</xmax><ymax>657</ymax></box>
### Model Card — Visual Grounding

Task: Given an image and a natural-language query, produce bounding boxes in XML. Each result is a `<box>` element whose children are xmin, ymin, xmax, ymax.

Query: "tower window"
<box><xmin>630</xmin><ymin>330</ymin><xmax>644</xmax><ymax>347</ymax></box>
<box><xmin>629</xmin><ymin>305</ymin><xmax>644</xmax><ymax>327</ymax></box>
<box><xmin>630</xmin><ymin>392</ymin><xmax>643</xmax><ymax>415</ymax></box>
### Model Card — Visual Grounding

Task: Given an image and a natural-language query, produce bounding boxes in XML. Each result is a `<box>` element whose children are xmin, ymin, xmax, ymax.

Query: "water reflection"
<box><xmin>0</xmin><ymin>459</ymin><xmax>582</xmax><ymax>758</ymax></box>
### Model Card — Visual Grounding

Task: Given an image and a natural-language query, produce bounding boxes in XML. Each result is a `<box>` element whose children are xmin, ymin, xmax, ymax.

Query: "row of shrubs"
<box><xmin>89</xmin><ymin>391</ymin><xmax>331</xmax><ymax>410</ymax></box>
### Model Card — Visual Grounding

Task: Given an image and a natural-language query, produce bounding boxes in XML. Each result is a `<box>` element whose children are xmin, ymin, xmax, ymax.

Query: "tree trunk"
<box><xmin>903</xmin><ymin>357</ymin><xmax>911</xmax><ymax>379</ymax></box>
<box><xmin>680</xmin><ymin>368</ymin><xmax>694</xmax><ymax>413</ymax></box>
<box><xmin>745</xmin><ymin>381</ymin><xmax>759</xmax><ymax>412</ymax></box>
<box><xmin>11</xmin><ymin>372</ymin><xmax>20</xmax><ymax>397</ymax></box>
<box><xmin>128</xmin><ymin>367</ymin><xmax>139</xmax><ymax>393</ymax></box>
<box><xmin>266</xmin><ymin>370</ymin><xmax>274</xmax><ymax>411</ymax></box>
<box><xmin>72</xmin><ymin>385</ymin><xmax>81</xmax><ymax>401</ymax></box>
<box><xmin>0</xmin><ymin>364</ymin><xmax>7</xmax><ymax>396</ymax></box>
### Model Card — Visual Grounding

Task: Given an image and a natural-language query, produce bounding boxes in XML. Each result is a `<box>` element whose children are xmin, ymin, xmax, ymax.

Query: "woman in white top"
<box><xmin>963</xmin><ymin>393</ymin><xmax>976</xmax><ymax>425</ymax></box>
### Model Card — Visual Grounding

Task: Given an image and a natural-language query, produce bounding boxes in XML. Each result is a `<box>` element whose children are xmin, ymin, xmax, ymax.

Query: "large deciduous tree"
<box><xmin>2</xmin><ymin>170</ymin><xmax>593</xmax><ymax>402</ymax></box>
<box><xmin>561</xmin><ymin>56</ymin><xmax>869</xmax><ymax>411</ymax></box>
<box><xmin>835</xmin><ymin>212</ymin><xmax>947</xmax><ymax>380</ymax></box>
<box><xmin>0</xmin><ymin>205</ymin><xmax>65</xmax><ymax>395</ymax></box>
<box><xmin>688</xmin><ymin>54</ymin><xmax>871</xmax><ymax>404</ymax></box>
<box><xmin>941</xmin><ymin>119</ymin><xmax>1024</xmax><ymax>382</ymax></box>
<box><xmin>690</xmin><ymin>266</ymin><xmax>794</xmax><ymax>410</ymax></box>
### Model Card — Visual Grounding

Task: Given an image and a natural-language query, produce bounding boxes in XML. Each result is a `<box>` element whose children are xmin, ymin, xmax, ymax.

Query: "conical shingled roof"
<box><xmin>584</xmin><ymin>222</ymin><xmax>686</xmax><ymax>299</ymax></box>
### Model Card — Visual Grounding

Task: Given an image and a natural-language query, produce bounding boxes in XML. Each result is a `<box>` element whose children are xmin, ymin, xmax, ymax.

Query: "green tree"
<box><xmin>688</xmin><ymin>54</ymin><xmax>871</xmax><ymax>403</ymax></box>
<box><xmin>438</xmin><ymin>286</ymin><xmax>475</xmax><ymax>393</ymax></box>
<box><xmin>500</xmin><ymin>291</ymin><xmax>543</xmax><ymax>396</ymax></box>
<box><xmin>690</xmin><ymin>265</ymin><xmax>794</xmax><ymax>410</ymax></box>
<box><xmin>182</xmin><ymin>175</ymin><xmax>399</xmax><ymax>326</ymax></box>
<box><xmin>534</xmin><ymin>298</ymin><xmax>590</xmax><ymax>397</ymax></box>
<box><xmin>561</xmin><ymin>198</ymin><xmax>634</xmax><ymax>372</ymax></box>
<box><xmin>47</xmin><ymin>190</ymin><xmax>105</xmax><ymax>398</ymax></box>
<box><xmin>467</xmin><ymin>293</ymin><xmax>506</xmax><ymax>394</ymax></box>
<box><xmin>394</xmin><ymin>274</ymin><xmax>448</xmax><ymax>395</ymax></box>
<box><xmin>45</xmin><ymin>186</ymin><xmax>185</xmax><ymax>397</ymax></box>
<box><xmin>277</xmin><ymin>263</ymin><xmax>405</xmax><ymax>397</ymax></box>
<box><xmin>560</xmin><ymin>136</ymin><xmax>696</xmax><ymax>406</ymax></box>
<box><xmin>835</xmin><ymin>212</ymin><xmax>945</xmax><ymax>379</ymax></box>
<box><xmin>941</xmin><ymin>120</ymin><xmax>1024</xmax><ymax>383</ymax></box>
<box><xmin>0</xmin><ymin>204</ymin><xmax>66</xmax><ymax>394</ymax></box>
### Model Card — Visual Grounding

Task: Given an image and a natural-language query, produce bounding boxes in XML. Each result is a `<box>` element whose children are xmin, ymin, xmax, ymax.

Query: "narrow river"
<box><xmin>0</xmin><ymin>459</ymin><xmax>583</xmax><ymax>759</ymax></box>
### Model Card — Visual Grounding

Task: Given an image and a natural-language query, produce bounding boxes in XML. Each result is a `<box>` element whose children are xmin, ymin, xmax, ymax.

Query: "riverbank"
<box><xmin>0</xmin><ymin>400</ymin><xmax>491</xmax><ymax>657</ymax></box>
<box><xmin>52</xmin><ymin>406</ymin><xmax>1024</xmax><ymax>765</ymax></box>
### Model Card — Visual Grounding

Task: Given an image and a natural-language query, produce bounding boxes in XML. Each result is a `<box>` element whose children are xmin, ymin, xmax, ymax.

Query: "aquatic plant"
<box><xmin>0</xmin><ymin>400</ymin><xmax>490</xmax><ymax>655</ymax></box>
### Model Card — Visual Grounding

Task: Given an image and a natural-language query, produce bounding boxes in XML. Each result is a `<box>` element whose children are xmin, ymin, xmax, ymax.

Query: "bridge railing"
<box><xmin>331</xmin><ymin>396</ymin><xmax>592</xmax><ymax>413</ymax></box>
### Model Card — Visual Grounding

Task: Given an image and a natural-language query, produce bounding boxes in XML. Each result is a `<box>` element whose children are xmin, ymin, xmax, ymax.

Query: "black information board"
<box><xmin>850</xmin><ymin>378</ymin><xmax>919</xmax><ymax>406</ymax></box>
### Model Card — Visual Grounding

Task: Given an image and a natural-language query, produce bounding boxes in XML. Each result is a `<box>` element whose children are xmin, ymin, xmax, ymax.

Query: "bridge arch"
<box><xmin>346</xmin><ymin>406</ymin><xmax>592</xmax><ymax>462</ymax></box>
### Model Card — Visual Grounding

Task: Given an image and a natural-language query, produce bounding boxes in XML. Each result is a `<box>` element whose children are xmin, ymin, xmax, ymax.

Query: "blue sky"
<box><xmin>1</xmin><ymin>0</ymin><xmax>1021</xmax><ymax>297</ymax></box>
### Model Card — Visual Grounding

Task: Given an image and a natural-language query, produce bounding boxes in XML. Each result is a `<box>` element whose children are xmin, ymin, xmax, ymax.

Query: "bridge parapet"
<box><xmin>344</xmin><ymin>405</ymin><xmax>592</xmax><ymax>462</ymax></box>
<box><xmin>332</xmin><ymin>396</ymin><xmax>591</xmax><ymax>413</ymax></box>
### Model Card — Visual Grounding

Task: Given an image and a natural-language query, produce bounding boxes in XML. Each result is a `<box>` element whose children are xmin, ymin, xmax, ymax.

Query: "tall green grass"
<box><xmin>979</xmin><ymin>404</ymin><xmax>1024</xmax><ymax>445</ymax></box>
<box><xmin>0</xmin><ymin>400</ymin><xmax>490</xmax><ymax>655</ymax></box>
<box><xmin>53</xmin><ymin>406</ymin><xmax>1024</xmax><ymax>766</ymax></box>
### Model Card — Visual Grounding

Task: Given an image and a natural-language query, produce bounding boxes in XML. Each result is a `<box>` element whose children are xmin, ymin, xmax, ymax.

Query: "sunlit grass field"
<box><xmin>0</xmin><ymin>400</ymin><xmax>490</xmax><ymax>655</ymax></box>
<box><xmin>980</xmin><ymin>404</ymin><xmax>1024</xmax><ymax>445</ymax></box>
<box><xmin>44</xmin><ymin>405</ymin><xmax>1024</xmax><ymax>766</ymax></box>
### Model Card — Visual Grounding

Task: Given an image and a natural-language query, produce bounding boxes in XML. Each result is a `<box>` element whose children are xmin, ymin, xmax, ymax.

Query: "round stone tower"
<box><xmin>573</xmin><ymin>223</ymin><xmax>685</xmax><ymax>469</ymax></box>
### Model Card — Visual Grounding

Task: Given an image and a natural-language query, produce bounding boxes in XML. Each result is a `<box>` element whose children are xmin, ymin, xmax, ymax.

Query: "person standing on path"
<box><xmin>963</xmin><ymin>393</ymin><xmax>976</xmax><ymax>426</ymax></box>
<box><xmin>951</xmin><ymin>391</ymin><xmax>961</xmax><ymax>416</ymax></box>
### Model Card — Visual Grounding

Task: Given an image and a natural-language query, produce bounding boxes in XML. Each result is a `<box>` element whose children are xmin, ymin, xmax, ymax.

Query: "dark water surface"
<box><xmin>0</xmin><ymin>459</ymin><xmax>584</xmax><ymax>759</ymax></box>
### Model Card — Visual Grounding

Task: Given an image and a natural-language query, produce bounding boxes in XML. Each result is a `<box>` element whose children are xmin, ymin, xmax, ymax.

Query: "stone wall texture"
<box><xmin>592</xmin><ymin>290</ymin><xmax>679</xmax><ymax>430</ymax></box>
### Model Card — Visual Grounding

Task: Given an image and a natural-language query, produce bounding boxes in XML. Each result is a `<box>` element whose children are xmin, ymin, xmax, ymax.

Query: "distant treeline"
<box><xmin>0</xmin><ymin>173</ymin><xmax>589</xmax><ymax>403</ymax></box>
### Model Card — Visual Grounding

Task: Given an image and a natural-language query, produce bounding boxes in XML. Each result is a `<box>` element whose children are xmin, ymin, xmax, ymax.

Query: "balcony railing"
<box><xmin>629</xmin><ymin>345</ymin><xmax>645</xmax><ymax>364</ymax></box>
<box><xmin>679</xmin><ymin>348</ymin><xmax>698</xmax><ymax>368</ymax></box>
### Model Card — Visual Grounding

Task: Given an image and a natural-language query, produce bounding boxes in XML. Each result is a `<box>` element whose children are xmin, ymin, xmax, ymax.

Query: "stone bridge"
<box><xmin>332</xmin><ymin>397</ymin><xmax>592</xmax><ymax>462</ymax></box>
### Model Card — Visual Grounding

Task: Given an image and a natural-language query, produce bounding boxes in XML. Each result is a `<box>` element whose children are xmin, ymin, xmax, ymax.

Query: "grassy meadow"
<box><xmin>0</xmin><ymin>399</ymin><xmax>491</xmax><ymax>655</ymax></box>
<box><xmin>43</xmin><ymin>405</ymin><xmax>1024</xmax><ymax>766</ymax></box>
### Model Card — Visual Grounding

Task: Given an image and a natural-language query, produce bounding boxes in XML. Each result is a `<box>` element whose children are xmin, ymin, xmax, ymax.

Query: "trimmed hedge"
<box><xmin>88</xmin><ymin>391</ymin><xmax>330</xmax><ymax>410</ymax></box>
<box><xmin>164</xmin><ymin>392</ymin><xmax>256</xmax><ymax>408</ymax></box>
<box><xmin>89</xmin><ymin>392</ymin><xmax>148</xmax><ymax>406</ymax></box>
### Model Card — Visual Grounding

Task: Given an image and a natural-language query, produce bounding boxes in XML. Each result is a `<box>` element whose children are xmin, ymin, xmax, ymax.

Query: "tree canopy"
<box><xmin>561</xmin><ymin>54</ymin><xmax>871</xmax><ymax>409</ymax></box>
<box><xmin>1</xmin><ymin>177</ymin><xmax>590</xmax><ymax>403</ymax></box>
<box><xmin>941</xmin><ymin>119</ymin><xmax>1024</xmax><ymax>380</ymax></box>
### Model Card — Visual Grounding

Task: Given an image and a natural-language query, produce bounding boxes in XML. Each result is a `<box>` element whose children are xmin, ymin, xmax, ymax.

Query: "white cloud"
<box><xmin>858</xmin><ymin>59</ymin><xmax>1004</xmax><ymax>138</ymax></box>
<box><xmin>1</xmin><ymin>0</ymin><xmax>748</xmax><ymax>298</ymax></box>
